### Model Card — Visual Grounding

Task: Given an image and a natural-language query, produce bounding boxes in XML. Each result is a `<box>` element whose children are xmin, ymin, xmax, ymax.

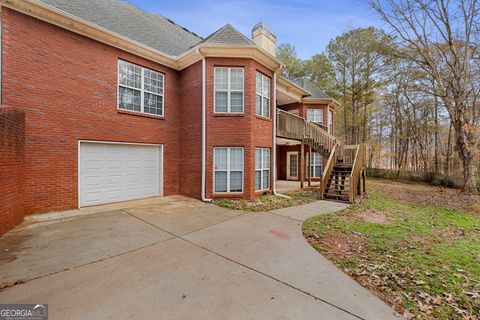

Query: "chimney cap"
<box><xmin>252</xmin><ymin>22</ymin><xmax>276</xmax><ymax>40</ymax></box>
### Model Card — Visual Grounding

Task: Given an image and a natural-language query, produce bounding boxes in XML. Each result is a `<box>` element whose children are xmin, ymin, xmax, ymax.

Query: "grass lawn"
<box><xmin>303</xmin><ymin>179</ymin><xmax>480</xmax><ymax>320</ymax></box>
<box><xmin>214</xmin><ymin>187</ymin><xmax>322</xmax><ymax>212</ymax></box>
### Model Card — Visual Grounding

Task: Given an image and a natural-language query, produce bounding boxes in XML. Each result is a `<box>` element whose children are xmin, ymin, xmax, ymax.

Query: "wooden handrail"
<box><xmin>348</xmin><ymin>143</ymin><xmax>366</xmax><ymax>202</ymax></box>
<box><xmin>320</xmin><ymin>144</ymin><xmax>337</xmax><ymax>198</ymax></box>
<box><xmin>276</xmin><ymin>109</ymin><xmax>341</xmax><ymax>159</ymax></box>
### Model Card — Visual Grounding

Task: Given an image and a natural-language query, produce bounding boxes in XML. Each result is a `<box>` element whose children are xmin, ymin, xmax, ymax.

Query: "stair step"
<box><xmin>327</xmin><ymin>181</ymin><xmax>350</xmax><ymax>186</ymax></box>
<box><xmin>334</xmin><ymin>167</ymin><xmax>352</xmax><ymax>171</ymax></box>
<box><xmin>329</xmin><ymin>177</ymin><xmax>350</xmax><ymax>181</ymax></box>
<box><xmin>329</xmin><ymin>181</ymin><xmax>350</xmax><ymax>185</ymax></box>
<box><xmin>324</xmin><ymin>193</ymin><xmax>349</xmax><ymax>201</ymax></box>
<box><xmin>327</xmin><ymin>188</ymin><xmax>350</xmax><ymax>194</ymax></box>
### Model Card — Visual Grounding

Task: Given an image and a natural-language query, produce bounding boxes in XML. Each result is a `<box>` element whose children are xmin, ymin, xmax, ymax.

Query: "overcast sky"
<box><xmin>127</xmin><ymin>0</ymin><xmax>384</xmax><ymax>59</ymax></box>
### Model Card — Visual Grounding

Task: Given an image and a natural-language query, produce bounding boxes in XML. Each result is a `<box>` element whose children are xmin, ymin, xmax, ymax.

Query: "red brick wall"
<box><xmin>2</xmin><ymin>9</ymin><xmax>182</xmax><ymax>214</ymax></box>
<box><xmin>204</xmin><ymin>58</ymin><xmax>274</xmax><ymax>199</ymax></box>
<box><xmin>1</xmin><ymin>8</ymin><xmax>281</xmax><ymax>217</ymax></box>
<box><xmin>0</xmin><ymin>107</ymin><xmax>26</xmax><ymax>235</ymax></box>
<box><xmin>179</xmin><ymin>61</ymin><xmax>202</xmax><ymax>198</ymax></box>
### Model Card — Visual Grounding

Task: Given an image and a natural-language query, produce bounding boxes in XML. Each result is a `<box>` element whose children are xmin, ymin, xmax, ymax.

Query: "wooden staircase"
<box><xmin>323</xmin><ymin>163</ymin><xmax>352</xmax><ymax>201</ymax></box>
<box><xmin>276</xmin><ymin>109</ymin><xmax>367</xmax><ymax>203</ymax></box>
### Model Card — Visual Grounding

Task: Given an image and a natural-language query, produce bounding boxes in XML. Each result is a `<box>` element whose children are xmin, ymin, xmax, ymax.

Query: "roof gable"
<box><xmin>201</xmin><ymin>24</ymin><xmax>254</xmax><ymax>46</ymax></box>
<box><xmin>293</xmin><ymin>78</ymin><xmax>330</xmax><ymax>100</ymax></box>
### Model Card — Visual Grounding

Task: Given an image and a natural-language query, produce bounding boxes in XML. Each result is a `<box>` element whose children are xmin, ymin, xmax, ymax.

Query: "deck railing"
<box><xmin>348</xmin><ymin>143</ymin><xmax>367</xmax><ymax>202</ymax></box>
<box><xmin>276</xmin><ymin>109</ymin><xmax>305</xmax><ymax>141</ymax></box>
<box><xmin>343</xmin><ymin>145</ymin><xmax>357</xmax><ymax>165</ymax></box>
<box><xmin>277</xmin><ymin>109</ymin><xmax>340</xmax><ymax>159</ymax></box>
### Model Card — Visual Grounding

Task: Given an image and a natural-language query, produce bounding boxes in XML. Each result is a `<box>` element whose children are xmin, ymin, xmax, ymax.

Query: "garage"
<box><xmin>79</xmin><ymin>142</ymin><xmax>163</xmax><ymax>207</ymax></box>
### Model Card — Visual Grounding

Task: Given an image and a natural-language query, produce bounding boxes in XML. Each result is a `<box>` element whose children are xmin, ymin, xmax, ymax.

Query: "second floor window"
<box><xmin>328</xmin><ymin>110</ymin><xmax>334</xmax><ymax>134</ymax></box>
<box><xmin>256</xmin><ymin>72</ymin><xmax>270</xmax><ymax>117</ymax></box>
<box><xmin>118</xmin><ymin>60</ymin><xmax>164</xmax><ymax>116</ymax></box>
<box><xmin>307</xmin><ymin>109</ymin><xmax>323</xmax><ymax>124</ymax></box>
<box><xmin>214</xmin><ymin>67</ymin><xmax>244</xmax><ymax>113</ymax></box>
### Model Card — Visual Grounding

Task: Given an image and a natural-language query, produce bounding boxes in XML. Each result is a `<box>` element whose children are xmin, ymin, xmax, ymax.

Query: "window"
<box><xmin>308</xmin><ymin>152</ymin><xmax>323</xmax><ymax>178</ymax></box>
<box><xmin>118</xmin><ymin>60</ymin><xmax>164</xmax><ymax>116</ymax></box>
<box><xmin>255</xmin><ymin>148</ymin><xmax>270</xmax><ymax>190</ymax></box>
<box><xmin>328</xmin><ymin>110</ymin><xmax>334</xmax><ymax>134</ymax></box>
<box><xmin>255</xmin><ymin>72</ymin><xmax>270</xmax><ymax>117</ymax></box>
<box><xmin>214</xmin><ymin>67</ymin><xmax>244</xmax><ymax>113</ymax></box>
<box><xmin>214</xmin><ymin>147</ymin><xmax>244</xmax><ymax>193</ymax></box>
<box><xmin>307</xmin><ymin>109</ymin><xmax>323</xmax><ymax>124</ymax></box>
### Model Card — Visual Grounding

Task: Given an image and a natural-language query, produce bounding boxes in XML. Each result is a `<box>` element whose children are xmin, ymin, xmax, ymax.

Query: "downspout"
<box><xmin>198</xmin><ymin>48</ymin><xmax>212</xmax><ymax>202</ymax></box>
<box><xmin>0</xmin><ymin>8</ymin><xmax>2</xmax><ymax>105</ymax></box>
<box><xmin>272</xmin><ymin>69</ymin><xmax>290</xmax><ymax>199</ymax></box>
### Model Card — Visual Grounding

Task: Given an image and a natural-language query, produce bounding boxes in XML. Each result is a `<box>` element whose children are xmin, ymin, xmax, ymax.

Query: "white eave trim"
<box><xmin>302</xmin><ymin>97</ymin><xmax>340</xmax><ymax>108</ymax></box>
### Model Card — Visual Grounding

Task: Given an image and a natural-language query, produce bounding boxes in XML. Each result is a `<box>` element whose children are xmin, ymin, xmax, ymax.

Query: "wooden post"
<box><xmin>300</xmin><ymin>140</ymin><xmax>304</xmax><ymax>189</ymax></box>
<box><xmin>308</xmin><ymin>148</ymin><xmax>312</xmax><ymax>187</ymax></box>
<box><xmin>362</xmin><ymin>168</ymin><xmax>366</xmax><ymax>193</ymax></box>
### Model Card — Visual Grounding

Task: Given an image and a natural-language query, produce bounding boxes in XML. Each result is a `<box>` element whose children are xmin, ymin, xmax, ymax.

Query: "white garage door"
<box><xmin>79</xmin><ymin>142</ymin><xmax>162</xmax><ymax>207</ymax></box>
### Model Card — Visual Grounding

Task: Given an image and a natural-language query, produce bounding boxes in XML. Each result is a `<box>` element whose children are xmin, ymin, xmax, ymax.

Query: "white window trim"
<box><xmin>307</xmin><ymin>152</ymin><xmax>323</xmax><ymax>178</ymax></box>
<box><xmin>328</xmin><ymin>109</ymin><xmax>334</xmax><ymax>134</ymax></box>
<box><xmin>117</xmin><ymin>60</ymin><xmax>165</xmax><ymax>117</ymax></box>
<box><xmin>307</xmin><ymin>108</ymin><xmax>323</xmax><ymax>125</ymax></box>
<box><xmin>214</xmin><ymin>67</ymin><xmax>244</xmax><ymax>114</ymax></box>
<box><xmin>213</xmin><ymin>147</ymin><xmax>244</xmax><ymax>193</ymax></box>
<box><xmin>255</xmin><ymin>148</ymin><xmax>270</xmax><ymax>191</ymax></box>
<box><xmin>256</xmin><ymin>72</ymin><xmax>271</xmax><ymax>118</ymax></box>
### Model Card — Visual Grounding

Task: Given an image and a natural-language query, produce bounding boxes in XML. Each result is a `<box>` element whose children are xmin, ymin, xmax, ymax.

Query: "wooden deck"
<box><xmin>276</xmin><ymin>109</ymin><xmax>366</xmax><ymax>202</ymax></box>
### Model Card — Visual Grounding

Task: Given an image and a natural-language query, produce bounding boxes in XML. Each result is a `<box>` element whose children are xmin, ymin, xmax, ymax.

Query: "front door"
<box><xmin>286</xmin><ymin>152</ymin><xmax>299</xmax><ymax>180</ymax></box>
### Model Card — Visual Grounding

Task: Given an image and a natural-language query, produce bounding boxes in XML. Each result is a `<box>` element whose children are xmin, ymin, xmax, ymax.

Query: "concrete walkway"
<box><xmin>0</xmin><ymin>197</ymin><xmax>397</xmax><ymax>320</ymax></box>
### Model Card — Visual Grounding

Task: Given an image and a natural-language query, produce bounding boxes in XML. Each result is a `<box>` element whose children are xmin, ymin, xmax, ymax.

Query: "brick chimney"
<box><xmin>252</xmin><ymin>22</ymin><xmax>276</xmax><ymax>56</ymax></box>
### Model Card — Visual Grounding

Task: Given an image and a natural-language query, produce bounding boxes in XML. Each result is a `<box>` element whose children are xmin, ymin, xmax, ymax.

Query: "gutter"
<box><xmin>198</xmin><ymin>49</ymin><xmax>212</xmax><ymax>202</ymax></box>
<box><xmin>272</xmin><ymin>70</ymin><xmax>290</xmax><ymax>199</ymax></box>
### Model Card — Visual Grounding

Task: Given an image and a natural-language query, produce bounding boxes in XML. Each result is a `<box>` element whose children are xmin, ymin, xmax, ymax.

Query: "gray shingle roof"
<box><xmin>37</xmin><ymin>0</ymin><xmax>203</xmax><ymax>56</ymax></box>
<box><xmin>201</xmin><ymin>24</ymin><xmax>254</xmax><ymax>46</ymax></box>
<box><xmin>293</xmin><ymin>78</ymin><xmax>330</xmax><ymax>100</ymax></box>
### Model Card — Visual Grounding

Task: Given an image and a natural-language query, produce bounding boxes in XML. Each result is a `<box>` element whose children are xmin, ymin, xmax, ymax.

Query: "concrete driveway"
<box><xmin>0</xmin><ymin>196</ymin><xmax>397</xmax><ymax>320</ymax></box>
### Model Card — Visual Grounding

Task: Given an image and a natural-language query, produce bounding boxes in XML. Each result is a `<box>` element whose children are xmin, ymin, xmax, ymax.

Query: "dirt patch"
<box><xmin>306</xmin><ymin>230</ymin><xmax>367</xmax><ymax>258</ymax></box>
<box><xmin>434</xmin><ymin>228</ymin><xmax>467</xmax><ymax>243</ymax></box>
<box><xmin>369</xmin><ymin>179</ymin><xmax>480</xmax><ymax>215</ymax></box>
<box><xmin>356</xmin><ymin>209</ymin><xmax>390</xmax><ymax>224</ymax></box>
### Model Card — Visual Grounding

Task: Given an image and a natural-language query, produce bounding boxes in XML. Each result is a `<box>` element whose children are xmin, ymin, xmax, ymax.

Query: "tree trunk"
<box><xmin>445</xmin><ymin>121</ymin><xmax>452</xmax><ymax>175</ymax></box>
<box><xmin>453</xmin><ymin>121</ymin><xmax>477</xmax><ymax>193</ymax></box>
<box><xmin>434</xmin><ymin>96</ymin><xmax>439</xmax><ymax>173</ymax></box>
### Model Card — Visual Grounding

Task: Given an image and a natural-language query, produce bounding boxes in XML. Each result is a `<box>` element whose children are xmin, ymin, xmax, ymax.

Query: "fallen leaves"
<box><xmin>303</xmin><ymin>179</ymin><xmax>480</xmax><ymax>320</ymax></box>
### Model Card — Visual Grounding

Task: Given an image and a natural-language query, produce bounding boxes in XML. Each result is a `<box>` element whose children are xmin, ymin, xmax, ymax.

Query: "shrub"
<box><xmin>431</xmin><ymin>175</ymin><xmax>456</xmax><ymax>187</ymax></box>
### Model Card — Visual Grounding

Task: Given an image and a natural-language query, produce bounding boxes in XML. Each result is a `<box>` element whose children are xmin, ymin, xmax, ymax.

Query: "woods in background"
<box><xmin>277</xmin><ymin>0</ymin><xmax>480</xmax><ymax>192</ymax></box>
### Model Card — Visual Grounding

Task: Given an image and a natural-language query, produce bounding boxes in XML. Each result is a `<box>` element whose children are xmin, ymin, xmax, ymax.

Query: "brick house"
<box><xmin>0</xmin><ymin>0</ymin><xmax>366</xmax><ymax>235</ymax></box>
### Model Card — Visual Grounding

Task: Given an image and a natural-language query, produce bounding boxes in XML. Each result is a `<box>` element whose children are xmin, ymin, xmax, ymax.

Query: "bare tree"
<box><xmin>370</xmin><ymin>0</ymin><xmax>480</xmax><ymax>193</ymax></box>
